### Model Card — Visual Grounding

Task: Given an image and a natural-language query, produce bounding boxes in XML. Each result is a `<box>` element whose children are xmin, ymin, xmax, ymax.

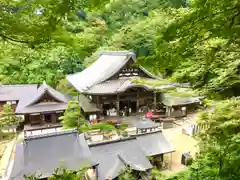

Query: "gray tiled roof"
<box><xmin>67</xmin><ymin>51</ymin><xmax>159</xmax><ymax>93</ymax></box>
<box><xmin>16</xmin><ymin>102</ymin><xmax>68</xmax><ymax>114</ymax></box>
<box><xmin>26</xmin><ymin>82</ymin><xmax>70</xmax><ymax>105</ymax></box>
<box><xmin>77</xmin><ymin>94</ymin><xmax>100</xmax><ymax>112</ymax></box>
<box><xmin>85</xmin><ymin>79</ymin><xmax>128</xmax><ymax>94</ymax></box>
<box><xmin>9</xmin><ymin>144</ymin><xmax>24</xmax><ymax>179</ymax></box>
<box><xmin>10</xmin><ymin>131</ymin><xmax>174</xmax><ymax>180</ymax></box>
<box><xmin>89</xmin><ymin>138</ymin><xmax>152</xmax><ymax>180</ymax></box>
<box><xmin>132</xmin><ymin>131</ymin><xmax>175</xmax><ymax>156</ymax></box>
<box><xmin>162</xmin><ymin>96</ymin><xmax>203</xmax><ymax>107</ymax></box>
<box><xmin>78</xmin><ymin>77</ymin><xmax>190</xmax><ymax>95</ymax></box>
<box><xmin>135</xmin><ymin>118</ymin><xmax>158</xmax><ymax>129</ymax></box>
<box><xmin>16</xmin><ymin>82</ymin><xmax>71</xmax><ymax>114</ymax></box>
<box><xmin>83</xmin><ymin>78</ymin><xmax>153</xmax><ymax>95</ymax></box>
<box><xmin>9</xmin><ymin>132</ymin><xmax>95</xmax><ymax>180</ymax></box>
<box><xmin>0</xmin><ymin>84</ymin><xmax>38</xmax><ymax>101</ymax></box>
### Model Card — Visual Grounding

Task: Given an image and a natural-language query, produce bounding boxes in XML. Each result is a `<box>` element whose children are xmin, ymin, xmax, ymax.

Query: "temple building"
<box><xmin>0</xmin><ymin>84</ymin><xmax>38</xmax><ymax>111</ymax></box>
<box><xmin>15</xmin><ymin>82</ymin><xmax>70</xmax><ymax>128</ymax></box>
<box><xmin>9</xmin><ymin>130</ymin><xmax>98</xmax><ymax>180</ymax></box>
<box><xmin>10</xmin><ymin>130</ymin><xmax>174</xmax><ymax>180</ymax></box>
<box><xmin>67</xmin><ymin>51</ymin><xmax>186</xmax><ymax>117</ymax></box>
<box><xmin>15</xmin><ymin>82</ymin><xmax>100</xmax><ymax>130</ymax></box>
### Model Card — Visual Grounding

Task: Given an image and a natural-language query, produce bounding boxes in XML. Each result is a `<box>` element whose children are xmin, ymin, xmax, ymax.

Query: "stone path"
<box><xmin>0</xmin><ymin>140</ymin><xmax>15</xmax><ymax>178</ymax></box>
<box><xmin>0</xmin><ymin>132</ymin><xmax>23</xmax><ymax>180</ymax></box>
<box><xmin>162</xmin><ymin>114</ymin><xmax>198</xmax><ymax>173</ymax></box>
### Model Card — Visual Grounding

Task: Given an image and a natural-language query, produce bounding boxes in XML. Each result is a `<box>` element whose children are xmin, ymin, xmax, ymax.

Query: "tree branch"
<box><xmin>0</xmin><ymin>33</ymin><xmax>29</xmax><ymax>44</ymax></box>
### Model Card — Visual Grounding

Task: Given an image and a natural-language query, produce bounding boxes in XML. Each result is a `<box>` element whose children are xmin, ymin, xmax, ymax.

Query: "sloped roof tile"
<box><xmin>89</xmin><ymin>138</ymin><xmax>152</xmax><ymax>180</ymax></box>
<box><xmin>67</xmin><ymin>51</ymin><xmax>159</xmax><ymax>93</ymax></box>
<box><xmin>16</xmin><ymin>82</ymin><xmax>71</xmax><ymax>114</ymax></box>
<box><xmin>9</xmin><ymin>132</ymin><xmax>96</xmax><ymax>180</ymax></box>
<box><xmin>132</xmin><ymin>131</ymin><xmax>175</xmax><ymax>156</ymax></box>
<box><xmin>0</xmin><ymin>84</ymin><xmax>38</xmax><ymax>101</ymax></box>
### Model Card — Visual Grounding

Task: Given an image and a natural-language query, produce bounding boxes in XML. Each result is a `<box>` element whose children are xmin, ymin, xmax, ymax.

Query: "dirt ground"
<box><xmin>162</xmin><ymin>119</ymin><xmax>199</xmax><ymax>174</ymax></box>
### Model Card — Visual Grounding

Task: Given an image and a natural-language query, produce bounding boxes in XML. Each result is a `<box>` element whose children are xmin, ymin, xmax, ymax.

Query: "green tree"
<box><xmin>0</xmin><ymin>0</ymin><xmax>110</xmax><ymax>47</ymax></box>
<box><xmin>153</xmin><ymin>0</ymin><xmax>240</xmax><ymax>98</ymax></box>
<box><xmin>59</xmin><ymin>100</ymin><xmax>85</xmax><ymax>129</ymax></box>
<box><xmin>102</xmin><ymin>0</ymin><xmax>185</xmax><ymax>31</ymax></box>
<box><xmin>151</xmin><ymin>168</ymin><xmax>166</xmax><ymax>180</ymax></box>
<box><xmin>56</xmin><ymin>79</ymin><xmax>79</xmax><ymax>97</ymax></box>
<box><xmin>0</xmin><ymin>104</ymin><xmax>22</xmax><ymax>129</ymax></box>
<box><xmin>189</xmin><ymin>98</ymin><xmax>240</xmax><ymax>179</ymax></box>
<box><xmin>80</xmin><ymin>122</ymin><xmax>116</xmax><ymax>133</ymax></box>
<box><xmin>24</xmin><ymin>166</ymin><xmax>89</xmax><ymax>180</ymax></box>
<box><xmin>118</xmin><ymin>168</ymin><xmax>137</xmax><ymax>180</ymax></box>
<box><xmin>49</xmin><ymin>166</ymin><xmax>88</xmax><ymax>180</ymax></box>
<box><xmin>24</xmin><ymin>173</ymin><xmax>41</xmax><ymax>180</ymax></box>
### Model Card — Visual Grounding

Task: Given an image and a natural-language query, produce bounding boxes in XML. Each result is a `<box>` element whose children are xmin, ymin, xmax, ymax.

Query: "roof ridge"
<box><xmin>101</xmin><ymin>51</ymin><xmax>135</xmax><ymax>56</ymax></box>
<box><xmin>88</xmin><ymin>136</ymin><xmax>136</xmax><ymax>147</ymax></box>
<box><xmin>24</xmin><ymin>129</ymin><xmax>77</xmax><ymax>141</ymax></box>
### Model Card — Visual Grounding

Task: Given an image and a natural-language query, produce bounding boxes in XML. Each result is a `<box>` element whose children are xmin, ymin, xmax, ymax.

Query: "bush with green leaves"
<box><xmin>0</xmin><ymin>104</ymin><xmax>22</xmax><ymax>130</ymax></box>
<box><xmin>24</xmin><ymin>166</ymin><xmax>89</xmax><ymax>180</ymax></box>
<box><xmin>59</xmin><ymin>100</ymin><xmax>85</xmax><ymax>129</ymax></box>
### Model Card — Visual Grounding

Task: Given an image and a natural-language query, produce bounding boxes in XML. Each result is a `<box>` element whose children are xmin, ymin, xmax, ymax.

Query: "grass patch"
<box><xmin>132</xmin><ymin>78</ymin><xmax>172</xmax><ymax>87</ymax></box>
<box><xmin>162</xmin><ymin>88</ymin><xmax>200</xmax><ymax>98</ymax></box>
<box><xmin>0</xmin><ymin>132</ymin><xmax>16</xmax><ymax>141</ymax></box>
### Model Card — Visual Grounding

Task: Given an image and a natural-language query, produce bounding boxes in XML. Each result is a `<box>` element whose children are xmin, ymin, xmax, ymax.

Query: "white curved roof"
<box><xmin>67</xmin><ymin>51</ymin><xmax>134</xmax><ymax>92</ymax></box>
<box><xmin>67</xmin><ymin>51</ymin><xmax>159</xmax><ymax>93</ymax></box>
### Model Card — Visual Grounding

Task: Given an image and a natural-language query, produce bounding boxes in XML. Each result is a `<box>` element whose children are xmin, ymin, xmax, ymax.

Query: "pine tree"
<box><xmin>59</xmin><ymin>100</ymin><xmax>85</xmax><ymax>129</ymax></box>
<box><xmin>0</xmin><ymin>104</ymin><xmax>22</xmax><ymax>129</ymax></box>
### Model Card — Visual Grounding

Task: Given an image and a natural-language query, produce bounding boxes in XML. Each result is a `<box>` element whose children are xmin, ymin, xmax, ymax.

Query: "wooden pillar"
<box><xmin>153</xmin><ymin>91</ymin><xmax>157</xmax><ymax>110</ymax></box>
<box><xmin>116</xmin><ymin>94</ymin><xmax>120</xmax><ymax>116</ymax></box>
<box><xmin>51</xmin><ymin>114</ymin><xmax>57</xmax><ymax>123</ymax></box>
<box><xmin>96</xmin><ymin>96</ymin><xmax>100</xmax><ymax>108</ymax></box>
<box><xmin>166</xmin><ymin>106</ymin><xmax>172</xmax><ymax>117</ymax></box>
<box><xmin>29</xmin><ymin>115</ymin><xmax>32</xmax><ymax>126</ymax></box>
<box><xmin>25</xmin><ymin>114</ymin><xmax>29</xmax><ymax>125</ymax></box>
<box><xmin>40</xmin><ymin>114</ymin><xmax>45</xmax><ymax>125</ymax></box>
<box><xmin>136</xmin><ymin>89</ymin><xmax>139</xmax><ymax>113</ymax></box>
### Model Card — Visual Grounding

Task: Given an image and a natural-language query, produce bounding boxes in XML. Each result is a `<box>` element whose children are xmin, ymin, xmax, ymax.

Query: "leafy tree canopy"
<box><xmin>0</xmin><ymin>104</ymin><xmax>22</xmax><ymax>128</ymax></box>
<box><xmin>0</xmin><ymin>0</ymin><xmax>109</xmax><ymax>47</ymax></box>
<box><xmin>25</xmin><ymin>166</ymin><xmax>89</xmax><ymax>180</ymax></box>
<box><xmin>59</xmin><ymin>100</ymin><xmax>85</xmax><ymax>129</ymax></box>
<box><xmin>189</xmin><ymin>98</ymin><xmax>240</xmax><ymax>179</ymax></box>
<box><xmin>153</xmin><ymin>0</ymin><xmax>240</xmax><ymax>98</ymax></box>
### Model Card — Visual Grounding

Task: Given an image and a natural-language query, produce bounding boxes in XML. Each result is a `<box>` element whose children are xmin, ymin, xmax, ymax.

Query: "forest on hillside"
<box><xmin>1</xmin><ymin>0</ymin><xmax>240</xmax><ymax>179</ymax></box>
<box><xmin>1</xmin><ymin>0</ymin><xmax>239</xmax><ymax>100</ymax></box>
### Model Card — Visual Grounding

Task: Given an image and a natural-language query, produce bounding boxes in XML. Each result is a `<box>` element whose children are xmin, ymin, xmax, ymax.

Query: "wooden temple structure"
<box><xmin>67</xmin><ymin>51</ymin><xmax>167</xmax><ymax>117</ymax></box>
<box><xmin>15</xmin><ymin>82</ymin><xmax>100</xmax><ymax>130</ymax></box>
<box><xmin>0</xmin><ymin>84</ymin><xmax>38</xmax><ymax>112</ymax></box>
<box><xmin>15</xmin><ymin>82</ymin><xmax>70</xmax><ymax>129</ymax></box>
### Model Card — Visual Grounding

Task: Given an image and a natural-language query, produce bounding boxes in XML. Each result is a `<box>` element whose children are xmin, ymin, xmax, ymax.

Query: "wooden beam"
<box><xmin>116</xmin><ymin>94</ymin><xmax>120</xmax><ymax>116</ymax></box>
<box><xmin>153</xmin><ymin>91</ymin><xmax>157</xmax><ymax>109</ymax></box>
<box><xmin>96</xmin><ymin>95</ymin><xmax>100</xmax><ymax>108</ymax></box>
<box><xmin>136</xmin><ymin>89</ymin><xmax>139</xmax><ymax>112</ymax></box>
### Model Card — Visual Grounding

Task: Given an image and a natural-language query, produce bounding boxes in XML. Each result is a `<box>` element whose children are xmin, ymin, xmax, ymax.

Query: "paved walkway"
<box><xmin>162</xmin><ymin>115</ymin><xmax>199</xmax><ymax>173</ymax></box>
<box><xmin>0</xmin><ymin>140</ymin><xmax>15</xmax><ymax>178</ymax></box>
<box><xmin>0</xmin><ymin>132</ymin><xmax>23</xmax><ymax>179</ymax></box>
